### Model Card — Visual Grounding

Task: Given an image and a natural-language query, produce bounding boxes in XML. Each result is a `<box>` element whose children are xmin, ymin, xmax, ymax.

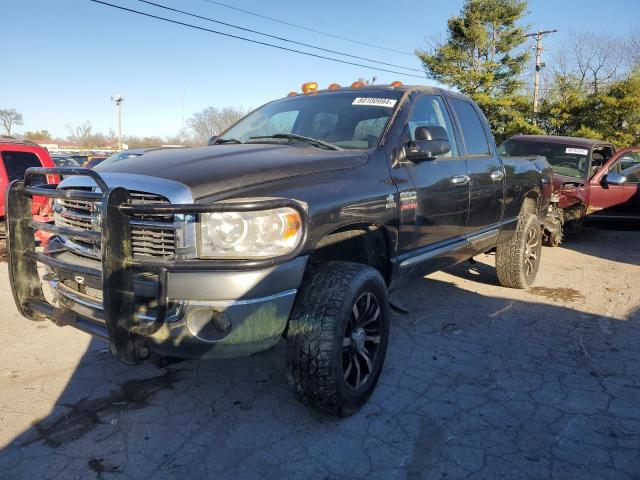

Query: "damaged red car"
<box><xmin>499</xmin><ymin>135</ymin><xmax>639</xmax><ymax>245</ymax></box>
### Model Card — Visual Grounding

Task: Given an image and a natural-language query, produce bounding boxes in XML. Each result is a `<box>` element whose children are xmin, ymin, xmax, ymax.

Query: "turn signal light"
<box><xmin>301</xmin><ymin>81</ymin><xmax>319</xmax><ymax>94</ymax></box>
<box><xmin>351</xmin><ymin>81</ymin><xmax>365</xmax><ymax>88</ymax></box>
<box><xmin>327</xmin><ymin>83</ymin><xmax>341</xmax><ymax>90</ymax></box>
<box><xmin>287</xmin><ymin>91</ymin><xmax>297</xmax><ymax>97</ymax></box>
<box><xmin>390</xmin><ymin>80</ymin><xmax>403</xmax><ymax>87</ymax></box>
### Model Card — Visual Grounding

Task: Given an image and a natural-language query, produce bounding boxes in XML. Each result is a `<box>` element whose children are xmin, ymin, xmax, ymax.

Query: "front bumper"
<box><xmin>7</xmin><ymin>167</ymin><xmax>308</xmax><ymax>363</ymax></box>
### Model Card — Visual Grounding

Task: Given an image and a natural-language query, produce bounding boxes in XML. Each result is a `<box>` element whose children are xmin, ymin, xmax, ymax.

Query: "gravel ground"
<box><xmin>0</xmin><ymin>226</ymin><xmax>639</xmax><ymax>479</ymax></box>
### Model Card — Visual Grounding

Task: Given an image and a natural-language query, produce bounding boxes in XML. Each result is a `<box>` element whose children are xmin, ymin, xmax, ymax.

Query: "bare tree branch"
<box><xmin>0</xmin><ymin>108</ymin><xmax>24</xmax><ymax>136</ymax></box>
<box><xmin>552</xmin><ymin>32</ymin><xmax>628</xmax><ymax>93</ymax></box>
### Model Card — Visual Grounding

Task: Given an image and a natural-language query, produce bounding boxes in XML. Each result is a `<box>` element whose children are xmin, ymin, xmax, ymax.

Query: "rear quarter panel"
<box><xmin>497</xmin><ymin>155</ymin><xmax>553</xmax><ymax>243</ymax></box>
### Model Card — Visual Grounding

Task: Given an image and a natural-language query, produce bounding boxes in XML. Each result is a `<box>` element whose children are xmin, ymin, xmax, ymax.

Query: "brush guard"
<box><xmin>6</xmin><ymin>167</ymin><xmax>308</xmax><ymax>364</ymax></box>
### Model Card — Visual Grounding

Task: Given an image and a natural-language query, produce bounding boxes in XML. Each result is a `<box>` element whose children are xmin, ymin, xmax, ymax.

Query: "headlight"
<box><xmin>199</xmin><ymin>207</ymin><xmax>303</xmax><ymax>259</ymax></box>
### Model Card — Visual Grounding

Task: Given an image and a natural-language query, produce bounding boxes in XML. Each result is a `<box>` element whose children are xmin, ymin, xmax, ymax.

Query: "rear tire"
<box><xmin>496</xmin><ymin>212</ymin><xmax>542</xmax><ymax>289</ymax></box>
<box><xmin>286</xmin><ymin>262</ymin><xmax>390</xmax><ymax>416</ymax></box>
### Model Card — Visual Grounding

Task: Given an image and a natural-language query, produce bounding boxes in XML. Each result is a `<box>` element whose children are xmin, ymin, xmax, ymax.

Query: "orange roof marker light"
<box><xmin>301</xmin><ymin>81</ymin><xmax>319</xmax><ymax>94</ymax></box>
<box><xmin>390</xmin><ymin>80</ymin><xmax>403</xmax><ymax>87</ymax></box>
<box><xmin>351</xmin><ymin>81</ymin><xmax>365</xmax><ymax>88</ymax></box>
<box><xmin>327</xmin><ymin>83</ymin><xmax>341</xmax><ymax>90</ymax></box>
<box><xmin>287</xmin><ymin>91</ymin><xmax>298</xmax><ymax>97</ymax></box>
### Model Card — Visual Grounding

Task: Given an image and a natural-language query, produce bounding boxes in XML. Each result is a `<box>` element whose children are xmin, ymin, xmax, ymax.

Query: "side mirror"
<box><xmin>207</xmin><ymin>135</ymin><xmax>218</xmax><ymax>146</ymax></box>
<box><xmin>406</xmin><ymin>126</ymin><xmax>451</xmax><ymax>162</ymax></box>
<box><xmin>605</xmin><ymin>172</ymin><xmax>627</xmax><ymax>185</ymax></box>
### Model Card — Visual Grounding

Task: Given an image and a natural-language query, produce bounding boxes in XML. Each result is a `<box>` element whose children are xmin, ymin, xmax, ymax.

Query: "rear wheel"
<box><xmin>286</xmin><ymin>262</ymin><xmax>390</xmax><ymax>416</ymax></box>
<box><xmin>496</xmin><ymin>212</ymin><xmax>542</xmax><ymax>289</ymax></box>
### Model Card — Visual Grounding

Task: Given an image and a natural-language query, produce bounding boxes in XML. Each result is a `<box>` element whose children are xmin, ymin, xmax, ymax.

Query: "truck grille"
<box><xmin>54</xmin><ymin>188</ymin><xmax>176</xmax><ymax>258</ymax></box>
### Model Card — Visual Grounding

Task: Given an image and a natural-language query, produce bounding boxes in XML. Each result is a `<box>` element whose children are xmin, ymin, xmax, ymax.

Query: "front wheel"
<box><xmin>286</xmin><ymin>262</ymin><xmax>390</xmax><ymax>416</ymax></box>
<box><xmin>496</xmin><ymin>213</ymin><xmax>542</xmax><ymax>289</ymax></box>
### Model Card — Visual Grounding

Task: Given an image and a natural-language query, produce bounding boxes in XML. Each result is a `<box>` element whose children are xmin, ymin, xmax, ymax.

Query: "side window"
<box><xmin>407</xmin><ymin>95</ymin><xmax>458</xmax><ymax>157</ymax></box>
<box><xmin>1</xmin><ymin>151</ymin><xmax>46</xmax><ymax>183</ymax></box>
<box><xmin>609</xmin><ymin>153</ymin><xmax>640</xmax><ymax>182</ymax></box>
<box><xmin>449</xmin><ymin>98</ymin><xmax>490</xmax><ymax>156</ymax></box>
<box><xmin>620</xmin><ymin>152</ymin><xmax>640</xmax><ymax>171</ymax></box>
<box><xmin>621</xmin><ymin>153</ymin><xmax>640</xmax><ymax>183</ymax></box>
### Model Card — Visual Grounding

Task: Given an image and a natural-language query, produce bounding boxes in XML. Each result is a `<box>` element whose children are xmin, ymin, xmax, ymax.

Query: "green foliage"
<box><xmin>417</xmin><ymin>0</ymin><xmax>535</xmax><ymax>142</ymax></box>
<box><xmin>540</xmin><ymin>70</ymin><xmax>640</xmax><ymax>147</ymax></box>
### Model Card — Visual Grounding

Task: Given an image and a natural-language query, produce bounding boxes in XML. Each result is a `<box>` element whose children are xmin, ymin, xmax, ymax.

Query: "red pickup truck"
<box><xmin>499</xmin><ymin>135</ymin><xmax>639</xmax><ymax>245</ymax></box>
<box><xmin>0</xmin><ymin>139</ymin><xmax>56</xmax><ymax>222</ymax></box>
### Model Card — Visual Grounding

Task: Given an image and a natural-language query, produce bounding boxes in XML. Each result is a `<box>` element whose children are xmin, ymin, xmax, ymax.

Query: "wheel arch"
<box><xmin>306</xmin><ymin>223</ymin><xmax>394</xmax><ymax>285</ymax></box>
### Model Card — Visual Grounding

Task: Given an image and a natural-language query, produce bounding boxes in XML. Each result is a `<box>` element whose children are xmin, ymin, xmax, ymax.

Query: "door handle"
<box><xmin>490</xmin><ymin>170</ymin><xmax>505</xmax><ymax>181</ymax></box>
<box><xmin>451</xmin><ymin>174</ymin><xmax>470</xmax><ymax>185</ymax></box>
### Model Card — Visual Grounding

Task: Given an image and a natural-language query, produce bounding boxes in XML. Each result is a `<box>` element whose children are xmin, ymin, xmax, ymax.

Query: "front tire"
<box><xmin>496</xmin><ymin>212</ymin><xmax>542</xmax><ymax>289</ymax></box>
<box><xmin>286</xmin><ymin>262</ymin><xmax>390</xmax><ymax>416</ymax></box>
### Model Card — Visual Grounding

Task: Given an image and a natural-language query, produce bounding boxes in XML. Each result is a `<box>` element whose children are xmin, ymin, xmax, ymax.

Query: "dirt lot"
<box><xmin>0</xmin><ymin>226</ymin><xmax>639</xmax><ymax>479</ymax></box>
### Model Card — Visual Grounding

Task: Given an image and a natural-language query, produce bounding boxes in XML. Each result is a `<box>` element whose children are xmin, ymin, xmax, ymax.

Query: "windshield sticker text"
<box><xmin>565</xmin><ymin>147</ymin><xmax>588</xmax><ymax>155</ymax></box>
<box><xmin>352</xmin><ymin>97</ymin><xmax>397</xmax><ymax>108</ymax></box>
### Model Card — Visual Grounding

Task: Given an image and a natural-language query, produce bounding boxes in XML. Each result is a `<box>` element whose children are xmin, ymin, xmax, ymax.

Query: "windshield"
<box><xmin>98</xmin><ymin>150</ymin><xmax>145</xmax><ymax>168</ymax></box>
<box><xmin>498</xmin><ymin>139</ymin><xmax>589</xmax><ymax>178</ymax></box>
<box><xmin>218</xmin><ymin>90</ymin><xmax>402</xmax><ymax>150</ymax></box>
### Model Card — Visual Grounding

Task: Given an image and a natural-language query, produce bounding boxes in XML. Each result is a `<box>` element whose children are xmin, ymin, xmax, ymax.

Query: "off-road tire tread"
<box><xmin>496</xmin><ymin>200</ymin><xmax>540</xmax><ymax>289</ymax></box>
<box><xmin>286</xmin><ymin>261</ymin><xmax>385</xmax><ymax>416</ymax></box>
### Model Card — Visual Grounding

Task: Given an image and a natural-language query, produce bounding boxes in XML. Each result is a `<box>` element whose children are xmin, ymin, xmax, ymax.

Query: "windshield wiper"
<box><xmin>248</xmin><ymin>133</ymin><xmax>342</xmax><ymax>151</ymax></box>
<box><xmin>213</xmin><ymin>137</ymin><xmax>242</xmax><ymax>145</ymax></box>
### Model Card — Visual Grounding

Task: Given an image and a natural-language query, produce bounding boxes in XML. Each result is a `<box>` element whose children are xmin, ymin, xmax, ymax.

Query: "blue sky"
<box><xmin>1</xmin><ymin>0</ymin><xmax>638</xmax><ymax>139</ymax></box>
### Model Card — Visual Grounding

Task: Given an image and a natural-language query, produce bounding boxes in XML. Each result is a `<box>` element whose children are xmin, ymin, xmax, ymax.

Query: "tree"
<box><xmin>124</xmin><ymin>136</ymin><xmax>165</xmax><ymax>149</ymax></box>
<box><xmin>539</xmin><ymin>71</ymin><xmax>640</xmax><ymax>147</ymax></box>
<box><xmin>165</xmin><ymin>128</ymin><xmax>195</xmax><ymax>146</ymax></box>
<box><xmin>553</xmin><ymin>32</ymin><xmax>627</xmax><ymax>94</ymax></box>
<box><xmin>187</xmin><ymin>106</ymin><xmax>249</xmax><ymax>144</ymax></box>
<box><xmin>67</xmin><ymin>122</ymin><xmax>93</xmax><ymax>152</ymax></box>
<box><xmin>24</xmin><ymin>129</ymin><xmax>52</xmax><ymax>141</ymax></box>
<box><xmin>416</xmin><ymin>0</ymin><xmax>539</xmax><ymax>142</ymax></box>
<box><xmin>0</xmin><ymin>108</ymin><xmax>24</xmax><ymax>136</ymax></box>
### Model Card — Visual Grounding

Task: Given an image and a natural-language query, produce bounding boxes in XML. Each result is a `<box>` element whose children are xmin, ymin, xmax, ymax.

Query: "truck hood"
<box><xmin>95</xmin><ymin>144</ymin><xmax>369</xmax><ymax>199</ymax></box>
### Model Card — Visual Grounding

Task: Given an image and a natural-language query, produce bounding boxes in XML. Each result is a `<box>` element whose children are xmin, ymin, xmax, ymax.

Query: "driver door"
<box><xmin>392</xmin><ymin>95</ymin><xmax>470</xmax><ymax>256</ymax></box>
<box><xmin>590</xmin><ymin>150</ymin><xmax>639</xmax><ymax>218</ymax></box>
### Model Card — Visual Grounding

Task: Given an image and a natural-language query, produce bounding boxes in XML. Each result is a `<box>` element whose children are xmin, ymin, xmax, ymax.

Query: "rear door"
<box><xmin>448</xmin><ymin>98</ymin><xmax>504</xmax><ymax>237</ymax></box>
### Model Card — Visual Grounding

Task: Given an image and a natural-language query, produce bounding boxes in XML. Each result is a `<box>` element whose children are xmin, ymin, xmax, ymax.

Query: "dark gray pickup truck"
<box><xmin>7</xmin><ymin>84</ymin><xmax>553</xmax><ymax>415</ymax></box>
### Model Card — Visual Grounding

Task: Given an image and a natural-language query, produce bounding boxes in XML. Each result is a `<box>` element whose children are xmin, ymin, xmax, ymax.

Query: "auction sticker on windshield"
<box><xmin>352</xmin><ymin>97</ymin><xmax>397</xmax><ymax>108</ymax></box>
<box><xmin>566</xmin><ymin>147</ymin><xmax>589</xmax><ymax>155</ymax></box>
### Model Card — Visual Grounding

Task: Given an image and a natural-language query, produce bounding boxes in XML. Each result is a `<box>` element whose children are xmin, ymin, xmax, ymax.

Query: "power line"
<box><xmin>88</xmin><ymin>0</ymin><xmax>427</xmax><ymax>79</ymax></box>
<box><xmin>136</xmin><ymin>0</ymin><xmax>422</xmax><ymax>73</ymax></box>
<box><xmin>201</xmin><ymin>0</ymin><xmax>415</xmax><ymax>56</ymax></box>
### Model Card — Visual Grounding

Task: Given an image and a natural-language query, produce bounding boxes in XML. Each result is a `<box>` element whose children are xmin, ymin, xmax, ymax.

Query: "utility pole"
<box><xmin>524</xmin><ymin>29</ymin><xmax>557</xmax><ymax>125</ymax></box>
<box><xmin>110</xmin><ymin>95</ymin><xmax>124</xmax><ymax>150</ymax></box>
